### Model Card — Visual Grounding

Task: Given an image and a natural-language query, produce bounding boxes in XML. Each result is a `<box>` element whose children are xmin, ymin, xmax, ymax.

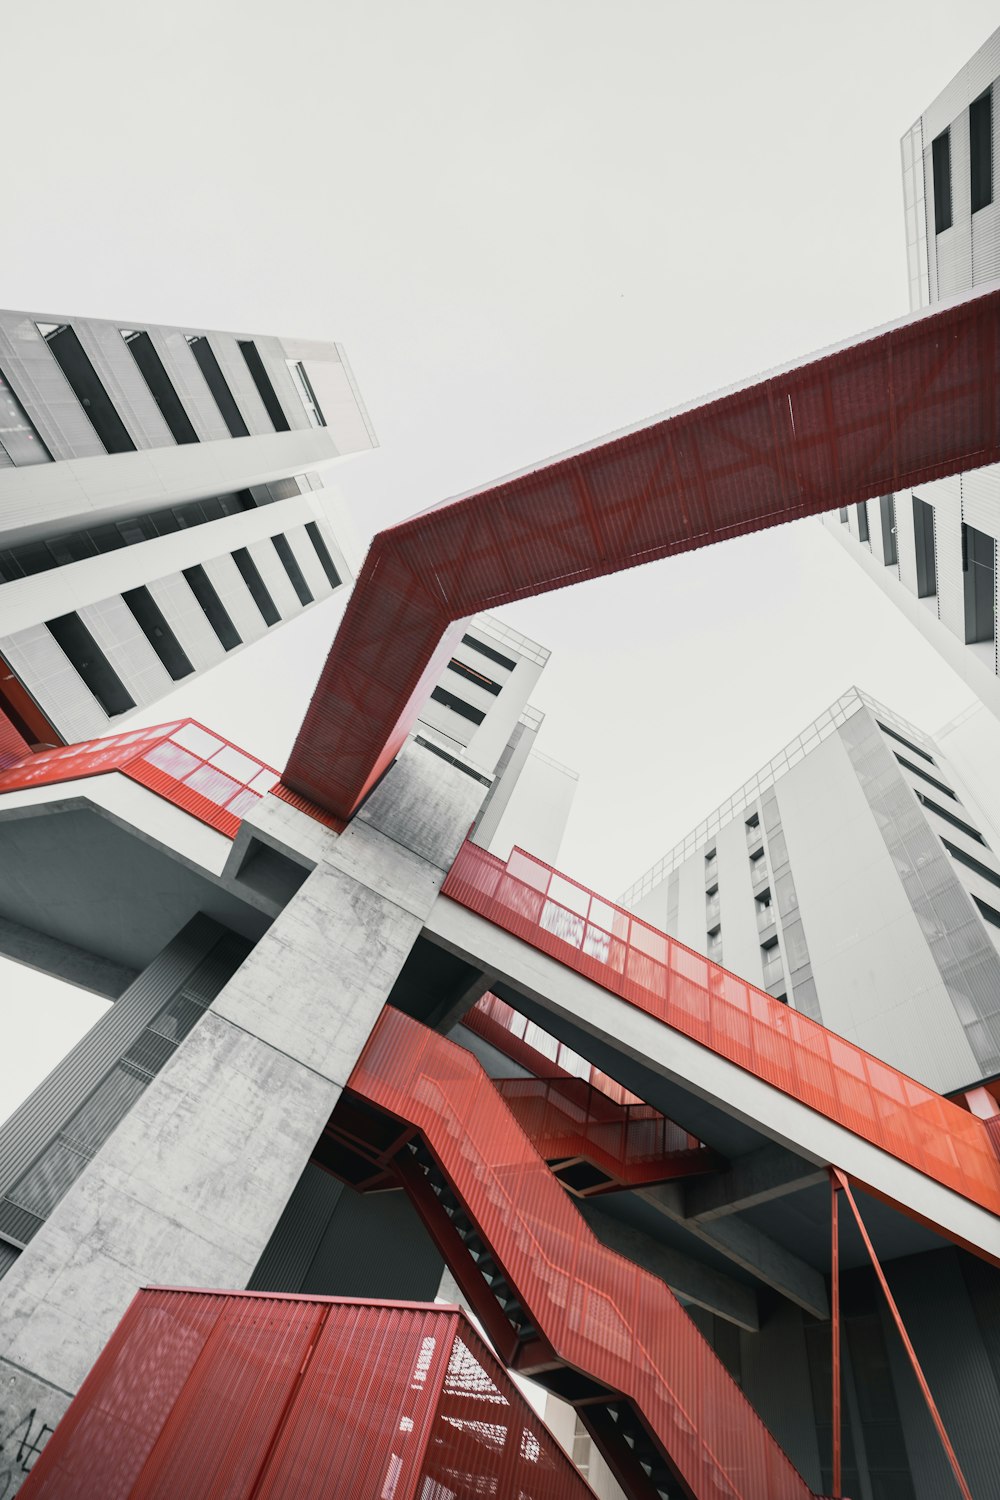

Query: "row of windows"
<box><xmin>0</xmin><ymin>324</ymin><xmax>327</xmax><ymax>466</ymax></box>
<box><xmin>932</xmin><ymin>85</ymin><xmax>993</xmax><ymax>234</ymax></box>
<box><xmin>42</xmin><ymin>528</ymin><xmax>341</xmax><ymax>717</ymax></box>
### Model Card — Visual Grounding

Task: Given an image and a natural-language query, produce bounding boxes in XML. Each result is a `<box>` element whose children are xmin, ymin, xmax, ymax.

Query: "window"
<box><xmin>941</xmin><ymin>838</ymin><xmax>1000</xmax><ymax>890</ymax></box>
<box><xmin>238</xmin><ymin>341</ymin><xmax>290</xmax><ymax>432</ymax></box>
<box><xmin>183</xmin><ymin>566</ymin><xmax>241</xmax><ymax>651</ymax></box>
<box><xmin>707</xmin><ymin>926</ymin><xmax>723</xmax><ymax>963</ymax></box>
<box><xmin>932</xmin><ymin>128</ymin><xmax>952</xmax><ymax>232</ymax></box>
<box><xmin>893</xmin><ymin>752</ymin><xmax>957</xmax><ymax>800</ymax></box>
<box><xmin>232</xmin><ymin>548</ymin><xmax>280</xmax><ymax>626</ymax></box>
<box><xmin>38</xmin><ymin>324</ymin><xmax>135</xmax><ymax>454</ymax></box>
<box><xmin>304</xmin><ymin>522</ymin><xmax>342</xmax><ymax>589</ymax></box>
<box><xmin>838</xmin><ymin>507</ymin><xmax>848</xmax><ymax>523</ymax></box>
<box><xmin>460</xmin><ymin>634</ymin><xmax>516</xmax><ymax>672</ymax></box>
<box><xmin>856</xmin><ymin>501</ymin><xmax>870</xmax><ymax>543</ymax></box>
<box><xmin>121</xmin><ymin>331</ymin><xmax>198</xmax><ymax>445</ymax></box>
<box><xmin>879</xmin><ymin>494</ymin><xmax>897</xmax><ymax>566</ymax></box>
<box><xmin>447</xmin><ymin>658</ymin><xmax>501</xmax><ymax>696</ymax></box>
<box><xmin>962</xmin><ymin>523</ymin><xmax>995</xmax><ymax>645</ymax></box>
<box><xmin>46</xmin><ymin>613</ymin><xmax>136</xmax><ymax>716</ymax></box>
<box><xmin>973</xmin><ymin>894</ymin><xmax>1000</xmax><ymax>929</ymax></box>
<box><xmin>186</xmin><ymin>336</ymin><xmax>249</xmax><ymax>437</ymax></box>
<box><xmin>429</xmin><ymin>686</ymin><xmax>485</xmax><ymax>725</ymax></box>
<box><xmin>286</xmin><ymin>360</ymin><xmax>327</xmax><ymax>428</ymax></box>
<box><xmin>912</xmin><ymin>495</ymin><xmax>937</xmax><ymax>597</ymax></box>
<box><xmin>875</xmin><ymin>720</ymin><xmax>936</xmax><ymax>764</ymax></box>
<box><xmin>0</xmin><ymin>367</ymin><xmax>50</xmax><ymax>466</ymax></box>
<box><xmin>916</xmin><ymin>790</ymin><xmax>987</xmax><ymax>845</ymax></box>
<box><xmin>272</xmin><ymin>534</ymin><xmax>313</xmax><ymax>606</ymax></box>
<box><xmin>971</xmin><ymin>88</ymin><xmax>993</xmax><ymax>213</ymax></box>
<box><xmin>121</xmin><ymin>587</ymin><xmax>194</xmax><ymax>680</ymax></box>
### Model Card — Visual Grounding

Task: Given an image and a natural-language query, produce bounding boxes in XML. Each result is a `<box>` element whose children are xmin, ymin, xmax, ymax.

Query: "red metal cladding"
<box><xmin>282</xmin><ymin>289</ymin><xmax>1000</xmax><ymax>820</ymax></box>
<box><xmin>0</xmin><ymin>719</ymin><xmax>279</xmax><ymax>838</ymax></box>
<box><xmin>19</xmin><ymin>1288</ymin><xmax>592</xmax><ymax>1500</ymax></box>
<box><xmin>0</xmin><ymin>702</ymin><xmax>30</xmax><ymax>770</ymax></box>
<box><xmin>441</xmin><ymin>841</ymin><xmax>1000</xmax><ymax>1218</ymax></box>
<box><xmin>347</xmin><ymin>1007</ymin><xmax>818</xmax><ymax>1500</ymax></box>
<box><xmin>493</xmin><ymin>1074</ymin><xmax>719</xmax><ymax>1192</ymax></box>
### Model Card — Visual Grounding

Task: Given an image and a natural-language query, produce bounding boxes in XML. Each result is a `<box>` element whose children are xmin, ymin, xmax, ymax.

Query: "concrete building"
<box><xmin>824</xmin><ymin>29</ymin><xmax>1000</xmax><ymax>718</ymax></box>
<box><xmin>0</xmin><ymin>308</ymin><xmax>373</xmax><ymax>749</ymax></box>
<box><xmin>622</xmin><ymin>687</ymin><xmax>1000</xmax><ymax>1098</ymax></box>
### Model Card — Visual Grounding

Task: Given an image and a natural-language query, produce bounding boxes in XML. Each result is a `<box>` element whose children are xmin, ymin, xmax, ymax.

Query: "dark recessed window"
<box><xmin>271</xmin><ymin>534</ymin><xmax>313</xmax><ymax>606</ymax></box>
<box><xmin>879</xmin><ymin>494</ymin><xmax>897</xmax><ymax>566</ymax></box>
<box><xmin>0</xmin><ymin>367</ymin><xmax>51</xmax><ymax>466</ymax></box>
<box><xmin>232</xmin><ymin>548</ymin><xmax>280</xmax><ymax>626</ymax></box>
<box><xmin>46</xmin><ymin>613</ymin><xmax>136</xmax><ymax>717</ymax></box>
<box><xmin>239</xmin><ymin>342</ymin><xmax>290</xmax><ymax>432</ymax></box>
<box><xmin>893</xmin><ymin>752</ymin><xmax>957</xmax><ymax>800</ymax></box>
<box><xmin>838</xmin><ymin>507</ymin><xmax>848</xmax><ymax>523</ymax></box>
<box><xmin>121</xmin><ymin>587</ymin><xmax>194</xmax><ymax>681</ymax></box>
<box><xmin>912</xmin><ymin>496</ymin><xmax>937</xmax><ymax>598</ymax></box>
<box><xmin>875</xmin><ymin>720</ymin><xmax>936</xmax><ymax>764</ymax></box>
<box><xmin>962</xmin><ymin>523</ymin><xmax>995</xmax><ymax>645</ymax></box>
<box><xmin>121</xmin><ymin>331</ymin><xmax>198</xmax><ymax>445</ymax></box>
<box><xmin>183</xmin><ymin>565</ymin><xmax>241</xmax><ymax>651</ymax></box>
<box><xmin>286</xmin><ymin>360</ymin><xmax>326</xmax><ymax>428</ymax></box>
<box><xmin>856</xmin><ymin>501</ymin><xmax>870</xmax><ymax>543</ymax></box>
<box><xmin>38</xmin><ymin>324</ymin><xmax>135</xmax><ymax>454</ymax></box>
<box><xmin>932</xmin><ymin>128</ymin><xmax>952</xmax><ymax>232</ymax></box>
<box><xmin>941</xmin><ymin>838</ymin><xmax>1000</xmax><ymax>890</ymax></box>
<box><xmin>460</xmin><ymin>633</ymin><xmax>516</xmax><ymax>673</ymax></box>
<box><xmin>916</xmin><ymin>790</ymin><xmax>987</xmax><ymax>845</ymax></box>
<box><xmin>971</xmin><ymin>88</ymin><xmax>993</xmax><ymax>213</ymax></box>
<box><xmin>305</xmin><ymin>522</ymin><xmax>342</xmax><ymax>589</ymax></box>
<box><xmin>973</xmin><ymin>894</ymin><xmax>1000</xmax><ymax>929</ymax></box>
<box><xmin>430</xmin><ymin>686</ymin><xmax>486</xmax><ymax>724</ymax></box>
<box><xmin>186</xmin><ymin>336</ymin><xmax>249</xmax><ymax>438</ymax></box>
<box><xmin>447</xmin><ymin>657</ymin><xmax>501</xmax><ymax>696</ymax></box>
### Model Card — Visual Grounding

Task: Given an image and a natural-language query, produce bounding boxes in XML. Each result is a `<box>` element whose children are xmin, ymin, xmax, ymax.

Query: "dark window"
<box><xmin>460</xmin><ymin>633</ymin><xmax>516</xmax><ymax>672</ymax></box>
<box><xmin>232</xmin><ymin>548</ymin><xmax>280</xmax><ymax>625</ymax></box>
<box><xmin>447</xmin><ymin>657</ymin><xmax>501</xmax><ymax>696</ymax></box>
<box><xmin>305</xmin><ymin>522</ymin><xmax>342</xmax><ymax>588</ymax></box>
<box><xmin>879</xmin><ymin>494</ymin><xmax>897</xmax><ymax>566</ymax></box>
<box><xmin>941</xmin><ymin>839</ymin><xmax>1000</xmax><ymax>889</ymax></box>
<box><xmin>121</xmin><ymin>587</ymin><xmax>194</xmax><ymax>680</ymax></box>
<box><xmin>875</xmin><ymin>720</ymin><xmax>936</xmax><ymax>764</ymax></box>
<box><xmin>46</xmin><ymin>614</ymin><xmax>136</xmax><ymax>716</ymax></box>
<box><xmin>893</xmin><ymin>752</ymin><xmax>957</xmax><ymax>800</ymax></box>
<box><xmin>39</xmin><ymin>325</ymin><xmax>135</xmax><ymax>454</ymax></box>
<box><xmin>186</xmin><ymin>337</ymin><xmax>249</xmax><ymax>438</ymax></box>
<box><xmin>973</xmin><ymin>894</ymin><xmax>1000</xmax><ymax>929</ymax></box>
<box><xmin>912</xmin><ymin>496</ymin><xmax>937</xmax><ymax>597</ymax></box>
<box><xmin>838</xmin><ymin>507</ymin><xmax>848</xmax><ymax>523</ymax></box>
<box><xmin>971</xmin><ymin>88</ymin><xmax>993</xmax><ymax>213</ymax></box>
<box><xmin>962</xmin><ymin>523</ymin><xmax>996</xmax><ymax>644</ymax></box>
<box><xmin>121</xmin><ymin>332</ymin><xmax>198</xmax><ymax>444</ymax></box>
<box><xmin>271</xmin><ymin>534</ymin><xmax>313</xmax><ymax>605</ymax></box>
<box><xmin>856</xmin><ymin>501</ymin><xmax>870</xmax><ymax>543</ymax></box>
<box><xmin>932</xmin><ymin>128</ymin><xmax>952</xmax><ymax>232</ymax></box>
<box><xmin>0</xmin><ymin>368</ymin><xmax>51</xmax><ymax>466</ymax></box>
<box><xmin>238</xmin><ymin>342</ymin><xmax>290</xmax><ymax>432</ymax></box>
<box><xmin>287</xmin><ymin>360</ymin><xmax>326</xmax><ymax>427</ymax></box>
<box><xmin>183</xmin><ymin>566</ymin><xmax>241</xmax><ymax>651</ymax></box>
<box><xmin>916</xmin><ymin>790</ymin><xmax>987</xmax><ymax>845</ymax></box>
<box><xmin>430</xmin><ymin>686</ymin><xmax>486</xmax><ymax>724</ymax></box>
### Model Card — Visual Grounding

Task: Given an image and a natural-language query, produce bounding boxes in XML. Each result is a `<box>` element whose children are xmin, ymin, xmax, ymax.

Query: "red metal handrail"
<box><xmin>441</xmin><ymin>840</ymin><xmax>1000</xmax><ymax>1217</ymax></box>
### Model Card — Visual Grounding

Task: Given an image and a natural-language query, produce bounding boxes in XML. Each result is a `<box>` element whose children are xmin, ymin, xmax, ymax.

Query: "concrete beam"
<box><xmin>578</xmin><ymin>1200</ymin><xmax>759</xmax><ymax>1332</ymax></box>
<box><xmin>425</xmin><ymin>970</ymin><xmax>497</xmax><ymax>1034</ymax></box>
<box><xmin>635</xmin><ymin>1182</ymin><xmax>829</xmax><ymax>1320</ymax></box>
<box><xmin>0</xmin><ymin>915</ymin><xmax>137</xmax><ymax>1000</ymax></box>
<box><xmin>684</xmin><ymin>1144</ymin><xmax>827</xmax><ymax>1223</ymax></box>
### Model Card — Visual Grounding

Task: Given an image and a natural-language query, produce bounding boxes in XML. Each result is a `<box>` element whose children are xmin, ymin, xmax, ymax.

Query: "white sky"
<box><xmin>3</xmin><ymin>0</ymin><xmax>999</xmax><ymax>1119</ymax></box>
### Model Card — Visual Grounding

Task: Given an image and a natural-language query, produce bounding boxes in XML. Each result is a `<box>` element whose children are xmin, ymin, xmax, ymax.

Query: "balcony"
<box><xmin>750</xmin><ymin>860</ymin><xmax>769</xmax><ymax>893</ymax></box>
<box><xmin>761</xmin><ymin>947</ymin><xmax>783</xmax><ymax>986</ymax></box>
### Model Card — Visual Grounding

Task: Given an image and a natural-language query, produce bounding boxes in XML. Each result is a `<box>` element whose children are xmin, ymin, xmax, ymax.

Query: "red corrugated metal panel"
<box><xmin>19</xmin><ymin>1290</ymin><xmax>595</xmax><ymax>1500</ymax></box>
<box><xmin>283</xmin><ymin>288</ymin><xmax>1000</xmax><ymax>821</ymax></box>
<box><xmin>348</xmin><ymin>1007</ymin><xmax>817</xmax><ymax>1500</ymax></box>
<box><xmin>0</xmin><ymin>702</ymin><xmax>30</xmax><ymax>769</ymax></box>
<box><xmin>442</xmin><ymin>841</ymin><xmax>1000</xmax><ymax>1218</ymax></box>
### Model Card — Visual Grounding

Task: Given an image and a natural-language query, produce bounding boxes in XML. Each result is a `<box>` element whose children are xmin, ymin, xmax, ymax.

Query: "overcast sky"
<box><xmin>3</xmin><ymin>0</ymin><xmax>999</xmax><ymax>1119</ymax></box>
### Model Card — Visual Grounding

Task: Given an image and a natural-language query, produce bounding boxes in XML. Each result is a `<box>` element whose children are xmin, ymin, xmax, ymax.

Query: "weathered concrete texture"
<box><xmin>0</xmin><ymin>1362</ymin><xmax>71</xmax><ymax>1493</ymax></box>
<box><xmin>0</xmin><ymin>916</ymin><xmax>137</xmax><ymax>1000</ymax></box>
<box><xmin>0</xmin><ymin>740</ymin><xmax>488</xmax><ymax>1489</ymax></box>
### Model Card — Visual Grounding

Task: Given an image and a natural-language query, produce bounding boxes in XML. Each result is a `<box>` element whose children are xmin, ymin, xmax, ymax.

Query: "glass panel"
<box><xmin>183</xmin><ymin>764</ymin><xmax>243</xmax><ymax>806</ymax></box>
<box><xmin>171</xmin><ymin>722</ymin><xmax>224</xmax><ymax>759</ymax></box>
<box><xmin>143</xmin><ymin>742</ymin><xmax>202</xmax><ymax>781</ymax></box>
<box><xmin>210</xmin><ymin>745</ymin><xmax>263</xmax><ymax>783</ymax></box>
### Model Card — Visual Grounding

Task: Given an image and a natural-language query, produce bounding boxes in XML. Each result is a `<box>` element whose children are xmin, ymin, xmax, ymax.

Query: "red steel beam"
<box><xmin>283</xmin><ymin>288</ymin><xmax>1000</xmax><ymax>820</ymax></box>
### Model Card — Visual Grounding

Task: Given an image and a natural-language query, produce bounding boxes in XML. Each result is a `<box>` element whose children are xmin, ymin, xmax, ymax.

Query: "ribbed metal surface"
<box><xmin>348</xmin><ymin>1007</ymin><xmax>817</xmax><ymax>1500</ymax></box>
<box><xmin>283</xmin><ymin>287</ymin><xmax>1000</xmax><ymax>821</ymax></box>
<box><xmin>20</xmin><ymin>1289</ymin><xmax>592</xmax><ymax>1500</ymax></box>
<box><xmin>0</xmin><ymin>703</ymin><xmax>30</xmax><ymax>768</ymax></box>
<box><xmin>442</xmin><ymin>840</ymin><xmax>1000</xmax><ymax>1215</ymax></box>
<box><xmin>247</xmin><ymin>1162</ymin><xmax>345</xmax><ymax>1293</ymax></box>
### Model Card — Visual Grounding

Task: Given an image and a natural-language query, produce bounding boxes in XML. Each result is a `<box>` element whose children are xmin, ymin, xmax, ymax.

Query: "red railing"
<box><xmin>348</xmin><ymin>1007</ymin><xmax>818</xmax><ymax>1500</ymax></box>
<box><xmin>441</xmin><ymin>841</ymin><xmax>1000</xmax><ymax>1217</ymax></box>
<box><xmin>0</xmin><ymin>720</ymin><xmax>279</xmax><ymax>838</ymax></box>
<box><xmin>467</xmin><ymin>990</ymin><xmax>645</xmax><ymax>1106</ymax></box>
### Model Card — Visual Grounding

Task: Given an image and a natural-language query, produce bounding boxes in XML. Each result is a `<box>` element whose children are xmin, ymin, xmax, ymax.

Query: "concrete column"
<box><xmin>0</xmin><ymin>739</ymin><xmax>488</xmax><ymax>1492</ymax></box>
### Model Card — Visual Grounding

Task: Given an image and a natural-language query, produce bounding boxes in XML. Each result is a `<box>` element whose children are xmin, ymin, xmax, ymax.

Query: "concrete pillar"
<box><xmin>0</xmin><ymin>739</ymin><xmax>486</xmax><ymax>1491</ymax></box>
